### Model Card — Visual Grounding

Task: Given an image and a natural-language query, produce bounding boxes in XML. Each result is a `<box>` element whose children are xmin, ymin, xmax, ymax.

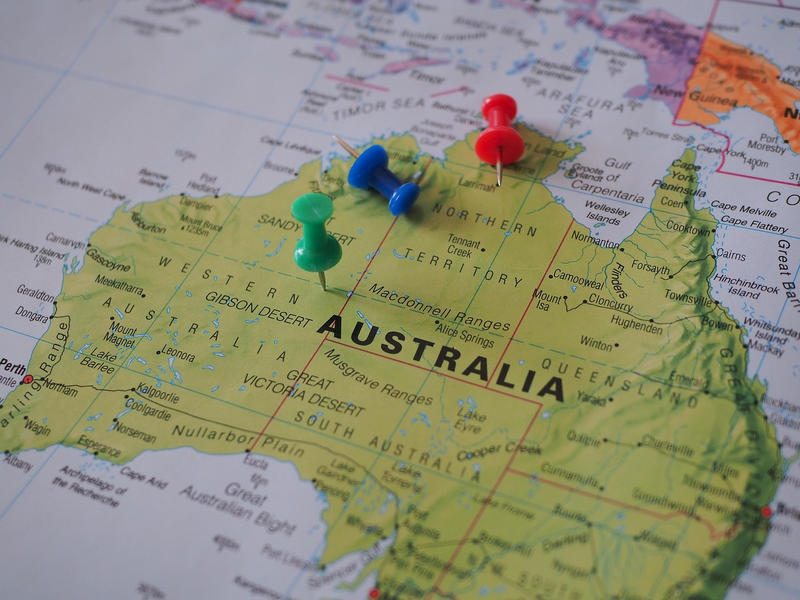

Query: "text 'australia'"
<box><xmin>316</xmin><ymin>315</ymin><xmax>564</xmax><ymax>402</ymax></box>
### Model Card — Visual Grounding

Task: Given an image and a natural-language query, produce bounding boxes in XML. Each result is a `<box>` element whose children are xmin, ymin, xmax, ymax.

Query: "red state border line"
<box><xmin>506</xmin><ymin>470</ymin><xmax>737</xmax><ymax>543</ymax></box>
<box><xmin>421</xmin><ymin>208</ymin><xmax>740</xmax><ymax>596</ymax></box>
<box><xmin>425</xmin><ymin>405</ymin><xmax>541</xmax><ymax>600</ymax></box>
<box><xmin>324</xmin><ymin>339</ymin><xmax>543</xmax><ymax>407</ymax></box>
<box><xmin>425</xmin><ymin>218</ymin><xmax>574</xmax><ymax>599</ymax></box>
<box><xmin>675</xmin><ymin>0</ymin><xmax>800</xmax><ymax>188</ymax></box>
<box><xmin>248</xmin><ymin>218</ymin><xmax>399</xmax><ymax>450</ymax></box>
<box><xmin>487</xmin><ymin>219</ymin><xmax>575</xmax><ymax>384</ymax></box>
<box><xmin>250</xmin><ymin>218</ymin><xmax>578</xmax><ymax>452</ymax></box>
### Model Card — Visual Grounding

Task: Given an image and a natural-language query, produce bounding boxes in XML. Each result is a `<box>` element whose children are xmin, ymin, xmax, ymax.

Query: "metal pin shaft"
<box><xmin>333</xmin><ymin>135</ymin><xmax>360</xmax><ymax>158</ymax></box>
<box><xmin>318</xmin><ymin>271</ymin><xmax>327</xmax><ymax>292</ymax></box>
<box><xmin>496</xmin><ymin>147</ymin><xmax>503</xmax><ymax>187</ymax></box>
<box><xmin>411</xmin><ymin>156</ymin><xmax>434</xmax><ymax>184</ymax></box>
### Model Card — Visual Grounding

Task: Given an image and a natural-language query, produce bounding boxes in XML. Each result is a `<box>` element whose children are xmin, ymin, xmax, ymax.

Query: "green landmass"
<box><xmin>0</xmin><ymin>127</ymin><xmax>780</xmax><ymax>599</ymax></box>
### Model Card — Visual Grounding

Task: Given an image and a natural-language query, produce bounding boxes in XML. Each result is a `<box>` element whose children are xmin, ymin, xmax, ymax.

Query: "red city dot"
<box><xmin>22</xmin><ymin>375</ymin><xmax>33</xmax><ymax>385</ymax></box>
<box><xmin>368</xmin><ymin>589</ymin><xmax>380</xmax><ymax>599</ymax></box>
<box><xmin>761</xmin><ymin>506</ymin><xmax>773</xmax><ymax>518</ymax></box>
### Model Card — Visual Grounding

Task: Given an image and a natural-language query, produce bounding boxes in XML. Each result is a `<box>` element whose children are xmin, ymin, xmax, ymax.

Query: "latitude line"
<box><xmin>488</xmin><ymin>219</ymin><xmax>575</xmax><ymax>384</ymax></box>
<box><xmin>247</xmin><ymin>217</ymin><xmax>400</xmax><ymax>449</ymax></box>
<box><xmin>648</xmin><ymin>0</ymin><xmax>755</xmax><ymax>592</ymax></box>
<box><xmin>324</xmin><ymin>338</ymin><xmax>544</xmax><ymax>406</ymax></box>
<box><xmin>425</xmin><ymin>407</ymin><xmax>542</xmax><ymax>599</ymax></box>
<box><xmin>0</xmin><ymin>0</ymin><xmax>124</xmax><ymax>162</ymax></box>
<box><xmin>421</xmin><ymin>218</ymin><xmax>573</xmax><ymax>599</ymax></box>
<box><xmin>420</xmin><ymin>26</ymin><xmax>606</xmax><ymax>597</ymax></box>
<box><xmin>0</xmin><ymin>7</ymin><xmax>361</xmax><ymax>530</ymax></box>
<box><xmin>507</xmin><ymin>470</ymin><xmax>735</xmax><ymax>541</ymax></box>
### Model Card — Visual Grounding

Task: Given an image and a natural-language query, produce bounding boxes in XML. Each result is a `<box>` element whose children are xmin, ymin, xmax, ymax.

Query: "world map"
<box><xmin>0</xmin><ymin>1</ymin><xmax>799</xmax><ymax>599</ymax></box>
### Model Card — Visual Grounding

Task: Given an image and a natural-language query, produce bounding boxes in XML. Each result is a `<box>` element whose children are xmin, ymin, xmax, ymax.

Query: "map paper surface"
<box><xmin>1</xmin><ymin>1</ymin><xmax>800</xmax><ymax>598</ymax></box>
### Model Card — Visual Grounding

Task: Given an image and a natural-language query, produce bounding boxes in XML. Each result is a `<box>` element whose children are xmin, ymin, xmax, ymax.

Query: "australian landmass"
<box><xmin>0</xmin><ymin>125</ymin><xmax>781</xmax><ymax>599</ymax></box>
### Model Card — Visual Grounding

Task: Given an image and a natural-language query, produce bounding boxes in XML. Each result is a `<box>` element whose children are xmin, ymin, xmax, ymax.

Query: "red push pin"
<box><xmin>475</xmin><ymin>94</ymin><xmax>524</xmax><ymax>187</ymax></box>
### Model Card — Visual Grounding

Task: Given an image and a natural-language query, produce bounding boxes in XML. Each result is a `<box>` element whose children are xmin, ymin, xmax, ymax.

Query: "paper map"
<box><xmin>1</xmin><ymin>0</ymin><xmax>800</xmax><ymax>598</ymax></box>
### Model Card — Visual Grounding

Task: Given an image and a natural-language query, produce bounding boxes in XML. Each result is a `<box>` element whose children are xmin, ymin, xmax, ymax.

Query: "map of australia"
<box><xmin>1</xmin><ymin>126</ymin><xmax>781</xmax><ymax>599</ymax></box>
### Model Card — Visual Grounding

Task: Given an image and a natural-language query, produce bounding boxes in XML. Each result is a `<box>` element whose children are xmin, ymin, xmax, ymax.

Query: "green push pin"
<box><xmin>292</xmin><ymin>193</ymin><xmax>342</xmax><ymax>291</ymax></box>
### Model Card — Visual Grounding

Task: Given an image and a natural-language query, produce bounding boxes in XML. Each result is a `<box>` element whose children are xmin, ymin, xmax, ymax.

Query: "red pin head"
<box><xmin>475</xmin><ymin>94</ymin><xmax>525</xmax><ymax>186</ymax></box>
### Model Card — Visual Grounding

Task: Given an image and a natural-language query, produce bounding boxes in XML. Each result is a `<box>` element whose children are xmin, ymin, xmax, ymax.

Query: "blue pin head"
<box><xmin>388</xmin><ymin>182</ymin><xmax>421</xmax><ymax>216</ymax></box>
<box><xmin>347</xmin><ymin>145</ymin><xmax>387</xmax><ymax>189</ymax></box>
<box><xmin>347</xmin><ymin>145</ymin><xmax>420</xmax><ymax>216</ymax></box>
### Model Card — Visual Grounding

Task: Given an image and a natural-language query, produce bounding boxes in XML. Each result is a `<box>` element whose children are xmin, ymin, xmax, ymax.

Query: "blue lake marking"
<box><xmin>265</xmin><ymin>238</ymin><xmax>287</xmax><ymax>257</ymax></box>
<box><xmin>108</xmin><ymin>408</ymin><xmax>133</xmax><ymax>431</ymax></box>
<box><xmin>356</xmin><ymin>310</ymin><xmax>376</xmax><ymax>330</ymax></box>
<box><xmin>507</xmin><ymin>52</ymin><xmax>536</xmax><ymax>75</ymax></box>
<box><xmin>411</xmin><ymin>412</ymin><xmax>431</xmax><ymax>427</ymax></box>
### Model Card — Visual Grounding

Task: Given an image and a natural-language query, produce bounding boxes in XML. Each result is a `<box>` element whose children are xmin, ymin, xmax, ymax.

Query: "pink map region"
<box><xmin>567</xmin><ymin>7</ymin><xmax>704</xmax><ymax>114</ymax></box>
<box><xmin>380</xmin><ymin>58</ymin><xmax>450</xmax><ymax>75</ymax></box>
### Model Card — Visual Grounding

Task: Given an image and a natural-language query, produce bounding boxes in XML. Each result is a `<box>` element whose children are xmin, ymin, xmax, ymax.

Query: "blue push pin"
<box><xmin>333</xmin><ymin>135</ymin><xmax>420</xmax><ymax>216</ymax></box>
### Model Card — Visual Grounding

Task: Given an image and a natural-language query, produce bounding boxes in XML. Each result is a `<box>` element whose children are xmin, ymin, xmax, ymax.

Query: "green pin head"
<box><xmin>292</xmin><ymin>193</ymin><xmax>342</xmax><ymax>273</ymax></box>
